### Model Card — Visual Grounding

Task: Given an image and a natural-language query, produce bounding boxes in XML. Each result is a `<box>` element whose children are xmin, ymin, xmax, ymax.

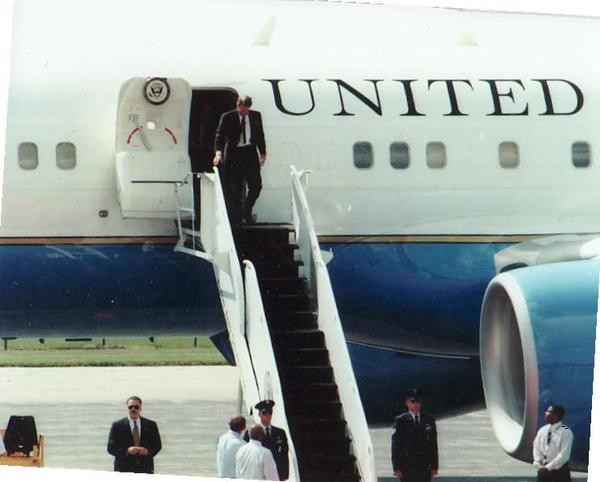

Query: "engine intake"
<box><xmin>480</xmin><ymin>260</ymin><xmax>598</xmax><ymax>471</ymax></box>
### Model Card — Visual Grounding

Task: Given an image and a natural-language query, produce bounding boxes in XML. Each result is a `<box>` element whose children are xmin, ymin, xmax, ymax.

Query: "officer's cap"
<box><xmin>255</xmin><ymin>400</ymin><xmax>275</xmax><ymax>412</ymax></box>
<box><xmin>405</xmin><ymin>388</ymin><xmax>423</xmax><ymax>402</ymax></box>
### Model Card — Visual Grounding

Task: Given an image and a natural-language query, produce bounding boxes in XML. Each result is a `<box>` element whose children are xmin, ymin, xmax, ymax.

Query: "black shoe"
<box><xmin>244</xmin><ymin>210</ymin><xmax>255</xmax><ymax>225</ymax></box>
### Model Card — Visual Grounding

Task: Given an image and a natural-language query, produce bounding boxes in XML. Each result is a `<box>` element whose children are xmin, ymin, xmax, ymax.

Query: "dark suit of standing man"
<box><xmin>213</xmin><ymin>95</ymin><xmax>266</xmax><ymax>226</ymax></box>
<box><xmin>107</xmin><ymin>396</ymin><xmax>162</xmax><ymax>474</ymax></box>
<box><xmin>244</xmin><ymin>399</ymin><xmax>289</xmax><ymax>480</ymax></box>
<box><xmin>392</xmin><ymin>389</ymin><xmax>438</xmax><ymax>482</ymax></box>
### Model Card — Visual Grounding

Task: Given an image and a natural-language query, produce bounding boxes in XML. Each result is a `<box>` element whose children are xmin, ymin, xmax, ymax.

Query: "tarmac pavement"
<box><xmin>0</xmin><ymin>366</ymin><xmax>587</xmax><ymax>481</ymax></box>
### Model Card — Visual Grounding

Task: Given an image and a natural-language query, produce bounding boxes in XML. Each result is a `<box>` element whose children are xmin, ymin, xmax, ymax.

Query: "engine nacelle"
<box><xmin>480</xmin><ymin>260</ymin><xmax>598</xmax><ymax>471</ymax></box>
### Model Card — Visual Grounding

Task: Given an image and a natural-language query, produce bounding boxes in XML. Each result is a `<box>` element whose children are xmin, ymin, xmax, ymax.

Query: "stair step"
<box><xmin>286</xmin><ymin>400</ymin><xmax>342</xmax><ymax>418</ymax></box>
<box><xmin>289</xmin><ymin>418</ymin><xmax>347</xmax><ymax>438</ymax></box>
<box><xmin>251</xmin><ymin>258</ymin><xmax>303</xmax><ymax>278</ymax></box>
<box><xmin>266</xmin><ymin>311</ymin><xmax>318</xmax><ymax>330</ymax></box>
<box><xmin>237</xmin><ymin>243</ymin><xmax>298</xmax><ymax>262</ymax></box>
<box><xmin>293</xmin><ymin>436</ymin><xmax>352</xmax><ymax>456</ymax></box>
<box><xmin>300</xmin><ymin>472</ymin><xmax>360</xmax><ymax>482</ymax></box>
<box><xmin>271</xmin><ymin>330</ymin><xmax>325</xmax><ymax>349</ymax></box>
<box><xmin>263</xmin><ymin>293</ymin><xmax>313</xmax><ymax>311</ymax></box>
<box><xmin>259</xmin><ymin>277</ymin><xmax>307</xmax><ymax>296</ymax></box>
<box><xmin>234</xmin><ymin>225</ymin><xmax>294</xmax><ymax>245</ymax></box>
<box><xmin>282</xmin><ymin>382</ymin><xmax>339</xmax><ymax>402</ymax></box>
<box><xmin>279</xmin><ymin>365</ymin><xmax>333</xmax><ymax>384</ymax></box>
<box><xmin>276</xmin><ymin>348</ymin><xmax>330</xmax><ymax>367</ymax></box>
<box><xmin>298</xmin><ymin>453</ymin><xmax>357</xmax><ymax>472</ymax></box>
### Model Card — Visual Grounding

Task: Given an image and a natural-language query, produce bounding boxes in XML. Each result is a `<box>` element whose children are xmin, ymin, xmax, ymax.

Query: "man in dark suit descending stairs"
<box><xmin>213</xmin><ymin>95</ymin><xmax>267</xmax><ymax>227</ymax></box>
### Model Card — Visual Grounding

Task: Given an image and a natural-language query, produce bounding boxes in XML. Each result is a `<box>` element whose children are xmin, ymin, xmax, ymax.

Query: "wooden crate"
<box><xmin>0</xmin><ymin>428</ymin><xmax>45</xmax><ymax>467</ymax></box>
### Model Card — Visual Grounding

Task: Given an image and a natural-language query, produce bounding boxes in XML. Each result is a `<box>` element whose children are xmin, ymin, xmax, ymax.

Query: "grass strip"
<box><xmin>0</xmin><ymin>337</ymin><xmax>228</xmax><ymax>367</ymax></box>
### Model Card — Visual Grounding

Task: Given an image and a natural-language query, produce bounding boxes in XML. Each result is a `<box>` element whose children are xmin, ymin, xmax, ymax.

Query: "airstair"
<box><xmin>112</xmin><ymin>76</ymin><xmax>374</xmax><ymax>481</ymax></box>
<box><xmin>173</xmin><ymin>167</ymin><xmax>377</xmax><ymax>482</ymax></box>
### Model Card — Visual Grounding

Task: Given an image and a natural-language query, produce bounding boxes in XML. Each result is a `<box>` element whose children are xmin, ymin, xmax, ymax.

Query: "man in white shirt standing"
<box><xmin>533</xmin><ymin>404</ymin><xmax>573</xmax><ymax>482</ymax></box>
<box><xmin>216</xmin><ymin>415</ymin><xmax>247</xmax><ymax>478</ymax></box>
<box><xmin>236</xmin><ymin>424</ymin><xmax>279</xmax><ymax>481</ymax></box>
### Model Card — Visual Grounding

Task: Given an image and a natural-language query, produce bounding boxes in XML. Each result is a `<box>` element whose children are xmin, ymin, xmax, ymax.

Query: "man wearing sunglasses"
<box><xmin>391</xmin><ymin>388</ymin><xmax>439</xmax><ymax>482</ymax></box>
<box><xmin>107</xmin><ymin>395</ymin><xmax>162</xmax><ymax>473</ymax></box>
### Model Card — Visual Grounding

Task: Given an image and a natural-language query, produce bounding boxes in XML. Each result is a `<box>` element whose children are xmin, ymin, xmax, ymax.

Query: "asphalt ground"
<box><xmin>0</xmin><ymin>366</ymin><xmax>587</xmax><ymax>481</ymax></box>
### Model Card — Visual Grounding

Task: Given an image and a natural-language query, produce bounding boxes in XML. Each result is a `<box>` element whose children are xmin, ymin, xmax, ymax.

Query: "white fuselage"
<box><xmin>2</xmin><ymin>0</ymin><xmax>600</xmax><ymax>238</ymax></box>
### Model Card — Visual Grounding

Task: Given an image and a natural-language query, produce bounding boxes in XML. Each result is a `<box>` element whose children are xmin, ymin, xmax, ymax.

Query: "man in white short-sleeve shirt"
<box><xmin>236</xmin><ymin>424</ymin><xmax>278</xmax><ymax>480</ymax></box>
<box><xmin>216</xmin><ymin>415</ymin><xmax>247</xmax><ymax>478</ymax></box>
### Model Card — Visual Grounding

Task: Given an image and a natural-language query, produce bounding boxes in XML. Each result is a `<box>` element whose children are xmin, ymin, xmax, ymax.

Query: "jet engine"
<box><xmin>480</xmin><ymin>259</ymin><xmax>598</xmax><ymax>471</ymax></box>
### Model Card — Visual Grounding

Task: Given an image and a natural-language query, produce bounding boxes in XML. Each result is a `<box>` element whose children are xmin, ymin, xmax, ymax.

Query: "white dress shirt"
<box><xmin>235</xmin><ymin>440</ymin><xmax>279</xmax><ymax>480</ymax></box>
<box><xmin>216</xmin><ymin>430</ymin><xmax>246</xmax><ymax>478</ymax></box>
<box><xmin>533</xmin><ymin>421</ymin><xmax>574</xmax><ymax>471</ymax></box>
<box><xmin>237</xmin><ymin>113</ymin><xmax>251</xmax><ymax>147</ymax></box>
<box><xmin>409</xmin><ymin>411</ymin><xmax>421</xmax><ymax>424</ymax></box>
<box><xmin>127</xmin><ymin>416</ymin><xmax>141</xmax><ymax>443</ymax></box>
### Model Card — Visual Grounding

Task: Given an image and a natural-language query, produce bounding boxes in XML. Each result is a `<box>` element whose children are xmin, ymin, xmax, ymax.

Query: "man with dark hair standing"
<box><xmin>533</xmin><ymin>404</ymin><xmax>573</xmax><ymax>482</ymax></box>
<box><xmin>213</xmin><ymin>95</ymin><xmax>267</xmax><ymax>226</ymax></box>
<box><xmin>216</xmin><ymin>414</ymin><xmax>247</xmax><ymax>478</ymax></box>
<box><xmin>391</xmin><ymin>388</ymin><xmax>438</xmax><ymax>482</ymax></box>
<box><xmin>107</xmin><ymin>396</ymin><xmax>162</xmax><ymax>474</ymax></box>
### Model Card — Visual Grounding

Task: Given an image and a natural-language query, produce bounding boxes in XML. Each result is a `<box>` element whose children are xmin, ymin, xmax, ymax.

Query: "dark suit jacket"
<box><xmin>107</xmin><ymin>416</ymin><xmax>162</xmax><ymax>473</ymax></box>
<box><xmin>214</xmin><ymin>109</ymin><xmax>266</xmax><ymax>163</ymax></box>
<box><xmin>391</xmin><ymin>412</ymin><xmax>438</xmax><ymax>473</ymax></box>
<box><xmin>244</xmin><ymin>425</ymin><xmax>289</xmax><ymax>480</ymax></box>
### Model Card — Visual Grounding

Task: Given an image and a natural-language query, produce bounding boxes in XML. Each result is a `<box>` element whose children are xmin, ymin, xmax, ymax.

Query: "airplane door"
<box><xmin>115</xmin><ymin>77</ymin><xmax>192</xmax><ymax>218</ymax></box>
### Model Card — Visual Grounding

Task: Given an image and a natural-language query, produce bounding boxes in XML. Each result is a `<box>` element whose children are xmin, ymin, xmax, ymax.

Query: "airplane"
<box><xmin>0</xmin><ymin>0</ymin><xmax>598</xmax><ymax>476</ymax></box>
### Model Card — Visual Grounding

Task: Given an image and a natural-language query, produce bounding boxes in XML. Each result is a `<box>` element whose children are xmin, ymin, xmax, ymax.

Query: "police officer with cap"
<box><xmin>391</xmin><ymin>388</ymin><xmax>439</xmax><ymax>482</ymax></box>
<box><xmin>245</xmin><ymin>400</ymin><xmax>289</xmax><ymax>480</ymax></box>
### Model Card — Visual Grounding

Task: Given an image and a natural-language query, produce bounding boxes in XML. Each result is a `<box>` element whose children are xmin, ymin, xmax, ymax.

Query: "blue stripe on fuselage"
<box><xmin>0</xmin><ymin>240</ymin><xmax>510</xmax><ymax>351</ymax></box>
<box><xmin>322</xmin><ymin>241</ymin><xmax>511</xmax><ymax>357</ymax></box>
<box><xmin>0</xmin><ymin>243</ymin><xmax>224</xmax><ymax>337</ymax></box>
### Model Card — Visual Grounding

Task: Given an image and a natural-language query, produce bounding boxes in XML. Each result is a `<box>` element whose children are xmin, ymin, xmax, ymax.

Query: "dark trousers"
<box><xmin>537</xmin><ymin>464</ymin><xmax>571</xmax><ymax>482</ymax></box>
<box><xmin>401</xmin><ymin>467</ymin><xmax>432</xmax><ymax>482</ymax></box>
<box><xmin>225</xmin><ymin>146</ymin><xmax>262</xmax><ymax>225</ymax></box>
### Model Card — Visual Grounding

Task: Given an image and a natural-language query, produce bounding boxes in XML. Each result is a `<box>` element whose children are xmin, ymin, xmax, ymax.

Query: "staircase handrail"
<box><xmin>290</xmin><ymin>165</ymin><xmax>378</xmax><ymax>482</ymax></box>
<box><xmin>244</xmin><ymin>260</ymin><xmax>300</xmax><ymax>482</ymax></box>
<box><xmin>175</xmin><ymin>169</ymin><xmax>260</xmax><ymax>416</ymax></box>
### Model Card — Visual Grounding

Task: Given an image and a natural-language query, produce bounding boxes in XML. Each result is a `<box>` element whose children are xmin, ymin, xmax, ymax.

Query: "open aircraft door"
<box><xmin>115</xmin><ymin>77</ymin><xmax>192</xmax><ymax>218</ymax></box>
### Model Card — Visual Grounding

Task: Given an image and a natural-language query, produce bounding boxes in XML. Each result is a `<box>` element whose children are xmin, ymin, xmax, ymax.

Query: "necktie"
<box><xmin>266</xmin><ymin>427</ymin><xmax>271</xmax><ymax>437</ymax></box>
<box><xmin>132</xmin><ymin>420</ymin><xmax>140</xmax><ymax>446</ymax></box>
<box><xmin>543</xmin><ymin>430</ymin><xmax>552</xmax><ymax>463</ymax></box>
<box><xmin>240</xmin><ymin>116</ymin><xmax>246</xmax><ymax>144</ymax></box>
<box><xmin>415</xmin><ymin>414</ymin><xmax>420</xmax><ymax>425</ymax></box>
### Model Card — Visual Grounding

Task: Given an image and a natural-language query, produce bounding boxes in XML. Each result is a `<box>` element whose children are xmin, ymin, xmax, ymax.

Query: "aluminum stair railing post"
<box><xmin>203</xmin><ymin>167</ymin><xmax>261</xmax><ymax>416</ymax></box>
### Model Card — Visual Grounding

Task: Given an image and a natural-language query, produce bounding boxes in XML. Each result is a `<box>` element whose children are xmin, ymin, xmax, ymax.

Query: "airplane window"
<box><xmin>499</xmin><ymin>142</ymin><xmax>519</xmax><ymax>168</ymax></box>
<box><xmin>18</xmin><ymin>142</ymin><xmax>38</xmax><ymax>170</ymax></box>
<box><xmin>390</xmin><ymin>142</ymin><xmax>410</xmax><ymax>169</ymax></box>
<box><xmin>426</xmin><ymin>142</ymin><xmax>446</xmax><ymax>169</ymax></box>
<box><xmin>56</xmin><ymin>142</ymin><xmax>77</xmax><ymax>170</ymax></box>
<box><xmin>353</xmin><ymin>142</ymin><xmax>373</xmax><ymax>169</ymax></box>
<box><xmin>572</xmin><ymin>142</ymin><xmax>591</xmax><ymax>168</ymax></box>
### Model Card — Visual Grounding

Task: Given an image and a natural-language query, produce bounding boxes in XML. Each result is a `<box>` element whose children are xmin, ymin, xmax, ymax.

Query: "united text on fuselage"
<box><xmin>265</xmin><ymin>78</ymin><xmax>584</xmax><ymax>117</ymax></box>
